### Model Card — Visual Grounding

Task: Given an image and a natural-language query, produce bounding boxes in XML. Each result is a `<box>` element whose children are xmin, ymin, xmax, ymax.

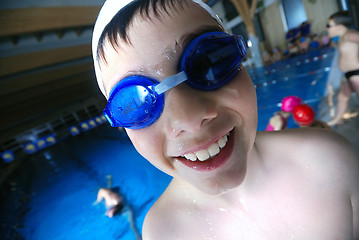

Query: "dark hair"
<box><xmin>329</xmin><ymin>11</ymin><xmax>352</xmax><ymax>28</ymax></box>
<box><xmin>97</xmin><ymin>0</ymin><xmax>185</xmax><ymax>65</ymax></box>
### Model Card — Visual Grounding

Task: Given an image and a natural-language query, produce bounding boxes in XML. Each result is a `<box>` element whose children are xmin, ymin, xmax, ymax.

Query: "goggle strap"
<box><xmin>236</xmin><ymin>35</ymin><xmax>248</xmax><ymax>56</ymax></box>
<box><xmin>153</xmin><ymin>71</ymin><xmax>188</xmax><ymax>95</ymax></box>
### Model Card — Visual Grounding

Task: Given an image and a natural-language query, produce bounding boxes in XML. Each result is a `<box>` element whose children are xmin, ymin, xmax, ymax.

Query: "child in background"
<box><xmin>320</xmin><ymin>31</ymin><xmax>331</xmax><ymax>48</ymax></box>
<box><xmin>309</xmin><ymin>33</ymin><xmax>321</xmax><ymax>49</ymax></box>
<box><xmin>292</xmin><ymin>104</ymin><xmax>331</xmax><ymax>129</ymax></box>
<box><xmin>265</xmin><ymin>96</ymin><xmax>301</xmax><ymax>131</ymax></box>
<box><xmin>326</xmin><ymin>11</ymin><xmax>359</xmax><ymax>126</ymax></box>
<box><xmin>92</xmin><ymin>1</ymin><xmax>359</xmax><ymax>239</ymax></box>
<box><xmin>271</xmin><ymin>47</ymin><xmax>282</xmax><ymax>63</ymax></box>
<box><xmin>288</xmin><ymin>42</ymin><xmax>300</xmax><ymax>57</ymax></box>
<box><xmin>95</xmin><ymin>187</ymin><xmax>142</xmax><ymax>239</ymax></box>
<box><xmin>262</xmin><ymin>50</ymin><xmax>273</xmax><ymax>66</ymax></box>
<box><xmin>94</xmin><ymin>174</ymin><xmax>142</xmax><ymax>239</ymax></box>
<box><xmin>299</xmin><ymin>37</ymin><xmax>310</xmax><ymax>54</ymax></box>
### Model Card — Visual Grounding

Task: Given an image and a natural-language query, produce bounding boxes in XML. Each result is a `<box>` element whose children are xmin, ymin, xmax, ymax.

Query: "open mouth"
<box><xmin>175</xmin><ymin>130</ymin><xmax>235</xmax><ymax>171</ymax></box>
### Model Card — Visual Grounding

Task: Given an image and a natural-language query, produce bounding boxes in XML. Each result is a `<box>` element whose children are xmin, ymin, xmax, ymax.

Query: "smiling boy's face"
<box><xmin>99</xmin><ymin>1</ymin><xmax>258</xmax><ymax>195</ymax></box>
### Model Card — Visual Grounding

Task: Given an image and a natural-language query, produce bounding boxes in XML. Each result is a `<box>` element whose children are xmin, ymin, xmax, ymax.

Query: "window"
<box><xmin>281</xmin><ymin>0</ymin><xmax>307</xmax><ymax>30</ymax></box>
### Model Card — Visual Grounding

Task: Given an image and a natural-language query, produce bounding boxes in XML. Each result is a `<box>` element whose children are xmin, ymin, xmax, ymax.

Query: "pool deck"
<box><xmin>318</xmin><ymin>89</ymin><xmax>359</xmax><ymax>155</ymax></box>
<box><xmin>331</xmin><ymin>95</ymin><xmax>359</xmax><ymax>155</ymax></box>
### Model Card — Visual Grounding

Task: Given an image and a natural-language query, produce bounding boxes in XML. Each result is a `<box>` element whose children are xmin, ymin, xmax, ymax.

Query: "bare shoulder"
<box><xmin>288</xmin><ymin>128</ymin><xmax>357</xmax><ymax>166</ymax></box>
<box><xmin>257</xmin><ymin>128</ymin><xmax>356</xmax><ymax>159</ymax></box>
<box><xmin>257</xmin><ymin>128</ymin><xmax>359</xmax><ymax>237</ymax></box>
<box><xmin>142</xmin><ymin>180</ymin><xmax>192</xmax><ymax>240</ymax></box>
<box><xmin>142</xmin><ymin>195</ymin><xmax>170</xmax><ymax>240</ymax></box>
<box><xmin>343</xmin><ymin>29</ymin><xmax>359</xmax><ymax>43</ymax></box>
<box><xmin>257</xmin><ymin>127</ymin><xmax>359</xmax><ymax>198</ymax></box>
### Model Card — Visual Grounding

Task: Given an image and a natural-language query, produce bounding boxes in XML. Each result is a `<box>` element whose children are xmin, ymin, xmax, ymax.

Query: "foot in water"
<box><xmin>327</xmin><ymin>118</ymin><xmax>345</xmax><ymax>126</ymax></box>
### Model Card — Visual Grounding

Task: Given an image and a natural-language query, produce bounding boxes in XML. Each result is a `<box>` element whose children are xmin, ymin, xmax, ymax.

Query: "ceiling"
<box><xmin>0</xmin><ymin>5</ymin><xmax>106</xmax><ymax>145</ymax></box>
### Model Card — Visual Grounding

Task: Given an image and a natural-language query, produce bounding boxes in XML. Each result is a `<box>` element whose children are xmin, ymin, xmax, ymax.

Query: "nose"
<box><xmin>163</xmin><ymin>84</ymin><xmax>218</xmax><ymax>137</ymax></box>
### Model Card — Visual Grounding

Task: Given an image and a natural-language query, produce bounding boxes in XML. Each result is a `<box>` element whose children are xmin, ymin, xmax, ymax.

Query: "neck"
<box><xmin>212</xmin><ymin>142</ymin><xmax>265</xmax><ymax>206</ymax></box>
<box><xmin>338</xmin><ymin>26</ymin><xmax>349</xmax><ymax>37</ymax></box>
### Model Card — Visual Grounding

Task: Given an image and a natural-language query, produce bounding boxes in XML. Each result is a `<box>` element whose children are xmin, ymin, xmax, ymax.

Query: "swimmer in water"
<box><xmin>92</xmin><ymin>1</ymin><xmax>359</xmax><ymax>239</ymax></box>
<box><xmin>95</xmin><ymin>188</ymin><xmax>142</xmax><ymax>239</ymax></box>
<box><xmin>95</xmin><ymin>175</ymin><xmax>142</xmax><ymax>239</ymax></box>
<box><xmin>326</xmin><ymin>11</ymin><xmax>359</xmax><ymax>126</ymax></box>
<box><xmin>95</xmin><ymin>187</ymin><xmax>124</xmax><ymax>217</ymax></box>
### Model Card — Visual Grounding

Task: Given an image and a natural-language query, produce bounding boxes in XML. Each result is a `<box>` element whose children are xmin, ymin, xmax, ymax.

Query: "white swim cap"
<box><xmin>92</xmin><ymin>0</ymin><xmax>225</xmax><ymax>96</ymax></box>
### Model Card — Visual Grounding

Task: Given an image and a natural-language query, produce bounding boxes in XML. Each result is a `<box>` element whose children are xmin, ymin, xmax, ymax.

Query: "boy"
<box><xmin>326</xmin><ymin>11</ymin><xmax>359</xmax><ymax>126</ymax></box>
<box><xmin>92</xmin><ymin>1</ymin><xmax>359</xmax><ymax>239</ymax></box>
<box><xmin>95</xmin><ymin>187</ymin><xmax>142</xmax><ymax>239</ymax></box>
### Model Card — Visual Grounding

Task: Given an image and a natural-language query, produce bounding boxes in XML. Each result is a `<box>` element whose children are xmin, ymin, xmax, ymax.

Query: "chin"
<box><xmin>198</xmin><ymin>133</ymin><xmax>250</xmax><ymax>196</ymax></box>
<box><xmin>194</xmin><ymin>163</ymin><xmax>247</xmax><ymax>196</ymax></box>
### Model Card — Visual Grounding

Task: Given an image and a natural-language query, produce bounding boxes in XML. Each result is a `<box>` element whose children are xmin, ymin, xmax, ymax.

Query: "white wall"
<box><xmin>259</xmin><ymin>1</ymin><xmax>287</xmax><ymax>50</ymax></box>
<box><xmin>302</xmin><ymin>0</ymin><xmax>339</xmax><ymax>35</ymax></box>
<box><xmin>259</xmin><ymin>0</ymin><xmax>339</xmax><ymax>51</ymax></box>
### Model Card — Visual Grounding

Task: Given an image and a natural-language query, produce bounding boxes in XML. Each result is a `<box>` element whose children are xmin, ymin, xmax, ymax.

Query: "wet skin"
<box><xmin>97</xmin><ymin>2</ymin><xmax>359</xmax><ymax>239</ymax></box>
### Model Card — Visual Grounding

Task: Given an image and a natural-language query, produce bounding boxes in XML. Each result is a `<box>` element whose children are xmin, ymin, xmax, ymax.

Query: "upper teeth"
<box><xmin>182</xmin><ymin>133</ymin><xmax>230</xmax><ymax>162</ymax></box>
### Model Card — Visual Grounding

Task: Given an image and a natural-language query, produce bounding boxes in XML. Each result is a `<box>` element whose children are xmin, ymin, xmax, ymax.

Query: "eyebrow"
<box><xmin>179</xmin><ymin>25</ymin><xmax>225</xmax><ymax>49</ymax></box>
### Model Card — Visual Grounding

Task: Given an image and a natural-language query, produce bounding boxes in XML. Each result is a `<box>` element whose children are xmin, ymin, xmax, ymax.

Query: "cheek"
<box><xmin>327</xmin><ymin>29</ymin><xmax>335</xmax><ymax>37</ymax></box>
<box><xmin>126</xmin><ymin>129</ymin><xmax>159</xmax><ymax>158</ymax></box>
<box><xmin>221</xmin><ymin>72</ymin><xmax>258</xmax><ymax>137</ymax></box>
<box><xmin>223</xmin><ymin>72</ymin><xmax>257</xmax><ymax>117</ymax></box>
<box><xmin>126</xmin><ymin>128</ymin><xmax>174</xmax><ymax>174</ymax></box>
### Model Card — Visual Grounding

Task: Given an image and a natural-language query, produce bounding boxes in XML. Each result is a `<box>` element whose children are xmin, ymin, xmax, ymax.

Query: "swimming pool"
<box><xmin>250</xmin><ymin>47</ymin><xmax>335</xmax><ymax>130</ymax></box>
<box><xmin>1</xmin><ymin>47</ymin><xmax>336</xmax><ymax>240</ymax></box>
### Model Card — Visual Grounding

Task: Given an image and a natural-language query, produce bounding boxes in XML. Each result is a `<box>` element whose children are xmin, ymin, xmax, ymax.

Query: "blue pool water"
<box><xmin>2</xmin><ymin>47</ymin><xmax>336</xmax><ymax>240</ymax></box>
<box><xmin>251</xmin><ymin>47</ymin><xmax>335</xmax><ymax>130</ymax></box>
<box><xmin>4</xmin><ymin>129</ymin><xmax>171</xmax><ymax>240</ymax></box>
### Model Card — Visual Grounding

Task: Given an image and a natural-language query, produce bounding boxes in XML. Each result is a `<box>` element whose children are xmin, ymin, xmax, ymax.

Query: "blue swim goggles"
<box><xmin>104</xmin><ymin>31</ymin><xmax>248</xmax><ymax>129</ymax></box>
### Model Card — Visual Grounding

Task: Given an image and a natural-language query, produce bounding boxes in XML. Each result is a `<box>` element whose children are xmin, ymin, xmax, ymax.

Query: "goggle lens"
<box><xmin>104</xmin><ymin>76</ymin><xmax>164</xmax><ymax>128</ymax></box>
<box><xmin>181</xmin><ymin>33</ymin><xmax>247</xmax><ymax>90</ymax></box>
<box><xmin>104</xmin><ymin>32</ymin><xmax>247</xmax><ymax>129</ymax></box>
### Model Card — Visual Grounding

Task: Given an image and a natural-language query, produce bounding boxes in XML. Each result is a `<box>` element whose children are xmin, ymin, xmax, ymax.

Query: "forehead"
<box><xmin>100</xmin><ymin>2</ymin><xmax>222</xmax><ymax>95</ymax></box>
<box><xmin>100</xmin><ymin>1</ymin><xmax>220</xmax><ymax>67</ymax></box>
<box><xmin>125</xmin><ymin>1</ymin><xmax>220</xmax><ymax>44</ymax></box>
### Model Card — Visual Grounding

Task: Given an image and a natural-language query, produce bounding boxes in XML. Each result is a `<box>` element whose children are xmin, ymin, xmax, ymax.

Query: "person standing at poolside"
<box><xmin>326</xmin><ymin>11</ymin><xmax>359</xmax><ymax>126</ymax></box>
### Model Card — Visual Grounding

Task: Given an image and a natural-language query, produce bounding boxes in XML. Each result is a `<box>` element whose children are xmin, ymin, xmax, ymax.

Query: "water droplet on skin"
<box><xmin>163</xmin><ymin>48</ymin><xmax>173</xmax><ymax>60</ymax></box>
<box><xmin>202</xmin><ymin>217</ymin><xmax>216</xmax><ymax>240</ymax></box>
<box><xmin>289</xmin><ymin>230</ymin><xmax>295</xmax><ymax>239</ymax></box>
<box><xmin>177</xmin><ymin>142</ymin><xmax>184</xmax><ymax>151</ymax></box>
<box><xmin>156</xmin><ymin>68</ymin><xmax>163</xmax><ymax>76</ymax></box>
